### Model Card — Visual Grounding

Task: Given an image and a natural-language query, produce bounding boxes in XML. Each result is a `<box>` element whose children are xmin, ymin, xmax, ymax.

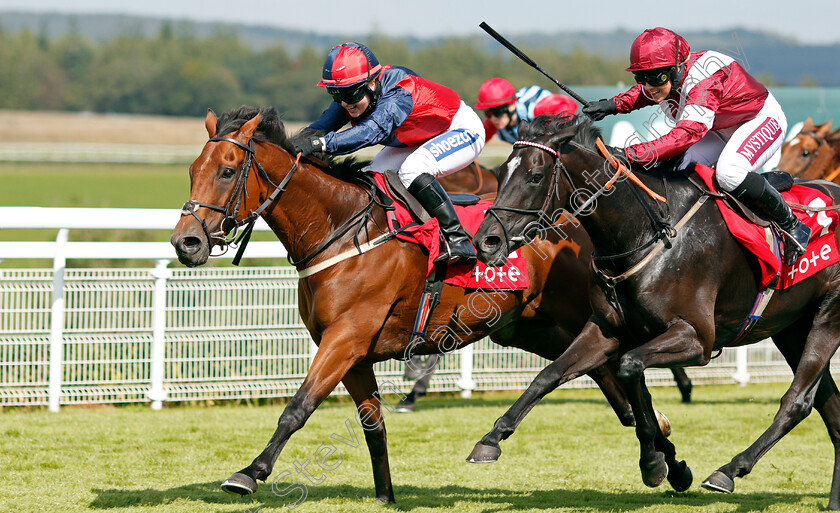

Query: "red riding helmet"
<box><xmin>318</xmin><ymin>42</ymin><xmax>382</xmax><ymax>88</ymax></box>
<box><xmin>475</xmin><ymin>78</ymin><xmax>517</xmax><ymax>110</ymax></box>
<box><xmin>626</xmin><ymin>28</ymin><xmax>690</xmax><ymax>72</ymax></box>
<box><xmin>533</xmin><ymin>94</ymin><xmax>579</xmax><ymax>117</ymax></box>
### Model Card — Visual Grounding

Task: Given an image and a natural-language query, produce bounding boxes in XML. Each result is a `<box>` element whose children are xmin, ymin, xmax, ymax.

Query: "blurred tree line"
<box><xmin>0</xmin><ymin>24</ymin><xmax>628</xmax><ymax>121</ymax></box>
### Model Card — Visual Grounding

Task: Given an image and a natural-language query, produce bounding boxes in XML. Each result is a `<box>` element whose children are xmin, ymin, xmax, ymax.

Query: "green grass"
<box><xmin>0</xmin><ymin>162</ymin><xmax>282</xmax><ymax>268</ymax></box>
<box><xmin>0</xmin><ymin>383</ymin><xmax>834</xmax><ymax>512</ymax></box>
<box><xmin>0</xmin><ymin>162</ymin><xmax>190</xmax><ymax>209</ymax></box>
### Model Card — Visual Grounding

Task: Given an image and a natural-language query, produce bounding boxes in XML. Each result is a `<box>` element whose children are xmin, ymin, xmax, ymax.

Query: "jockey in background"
<box><xmin>475</xmin><ymin>77</ymin><xmax>578</xmax><ymax>144</ymax></box>
<box><xmin>293</xmin><ymin>42</ymin><xmax>485</xmax><ymax>265</ymax></box>
<box><xmin>582</xmin><ymin>27</ymin><xmax>811</xmax><ymax>266</ymax></box>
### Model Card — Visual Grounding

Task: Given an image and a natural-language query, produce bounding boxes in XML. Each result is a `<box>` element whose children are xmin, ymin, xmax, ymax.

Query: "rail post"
<box><xmin>48</xmin><ymin>229</ymin><xmax>69</xmax><ymax>412</ymax></box>
<box><xmin>458</xmin><ymin>345</ymin><xmax>476</xmax><ymax>398</ymax></box>
<box><xmin>148</xmin><ymin>259</ymin><xmax>172</xmax><ymax>410</ymax></box>
<box><xmin>733</xmin><ymin>346</ymin><xmax>750</xmax><ymax>386</ymax></box>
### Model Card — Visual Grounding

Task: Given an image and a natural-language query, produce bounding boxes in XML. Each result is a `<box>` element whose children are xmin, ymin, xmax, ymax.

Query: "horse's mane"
<box><xmin>215</xmin><ymin>106</ymin><xmax>369</xmax><ymax>180</ymax></box>
<box><xmin>518</xmin><ymin>114</ymin><xmax>602</xmax><ymax>148</ymax></box>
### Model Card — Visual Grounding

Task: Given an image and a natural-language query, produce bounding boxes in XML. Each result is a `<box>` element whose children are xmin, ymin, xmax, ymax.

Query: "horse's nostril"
<box><xmin>182</xmin><ymin>236</ymin><xmax>201</xmax><ymax>249</ymax></box>
<box><xmin>482</xmin><ymin>235</ymin><xmax>501</xmax><ymax>250</ymax></box>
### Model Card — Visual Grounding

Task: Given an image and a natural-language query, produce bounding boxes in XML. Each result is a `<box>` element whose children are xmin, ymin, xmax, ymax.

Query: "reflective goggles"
<box><xmin>633</xmin><ymin>68</ymin><xmax>672</xmax><ymax>87</ymax></box>
<box><xmin>326</xmin><ymin>83</ymin><xmax>369</xmax><ymax>104</ymax></box>
<box><xmin>485</xmin><ymin>105</ymin><xmax>512</xmax><ymax>118</ymax></box>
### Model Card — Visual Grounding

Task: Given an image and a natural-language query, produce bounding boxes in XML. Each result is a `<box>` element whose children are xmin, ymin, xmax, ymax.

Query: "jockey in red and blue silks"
<box><xmin>293</xmin><ymin>42</ymin><xmax>485</xmax><ymax>265</ymax></box>
<box><xmin>582</xmin><ymin>27</ymin><xmax>810</xmax><ymax>266</ymax></box>
<box><xmin>475</xmin><ymin>77</ymin><xmax>578</xmax><ymax>144</ymax></box>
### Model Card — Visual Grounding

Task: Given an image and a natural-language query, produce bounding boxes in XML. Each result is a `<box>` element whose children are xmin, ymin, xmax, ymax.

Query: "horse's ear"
<box><xmin>238</xmin><ymin>114</ymin><xmax>261</xmax><ymax>141</ymax></box>
<box><xmin>548</xmin><ymin>122</ymin><xmax>582</xmax><ymax>149</ymax></box>
<box><xmin>803</xmin><ymin>117</ymin><xmax>814</xmax><ymax>130</ymax></box>
<box><xmin>817</xmin><ymin>120</ymin><xmax>833</xmax><ymax>136</ymax></box>
<box><xmin>205</xmin><ymin>109</ymin><xmax>217</xmax><ymax>138</ymax></box>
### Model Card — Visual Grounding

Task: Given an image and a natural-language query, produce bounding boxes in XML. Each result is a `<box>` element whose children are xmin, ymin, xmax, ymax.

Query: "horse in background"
<box><xmin>777</xmin><ymin>117</ymin><xmax>840</xmax><ymax>183</ymax></box>
<box><xmin>438</xmin><ymin>160</ymin><xmax>498</xmax><ymax>195</ymax></box>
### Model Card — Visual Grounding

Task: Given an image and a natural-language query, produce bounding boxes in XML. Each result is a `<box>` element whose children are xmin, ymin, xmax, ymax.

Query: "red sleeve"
<box><xmin>625</xmin><ymin>120</ymin><xmax>709</xmax><ymax>165</ymax></box>
<box><xmin>482</xmin><ymin>117</ymin><xmax>497</xmax><ymax>143</ymax></box>
<box><xmin>533</xmin><ymin>94</ymin><xmax>578</xmax><ymax>117</ymax></box>
<box><xmin>614</xmin><ymin>85</ymin><xmax>656</xmax><ymax>113</ymax></box>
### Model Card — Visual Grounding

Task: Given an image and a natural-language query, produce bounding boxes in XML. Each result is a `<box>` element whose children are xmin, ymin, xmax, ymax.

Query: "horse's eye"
<box><xmin>528</xmin><ymin>172</ymin><xmax>544</xmax><ymax>184</ymax></box>
<box><xmin>801</xmin><ymin>150</ymin><xmax>810</xmax><ymax>158</ymax></box>
<box><xmin>221</xmin><ymin>167</ymin><xmax>236</xmax><ymax>179</ymax></box>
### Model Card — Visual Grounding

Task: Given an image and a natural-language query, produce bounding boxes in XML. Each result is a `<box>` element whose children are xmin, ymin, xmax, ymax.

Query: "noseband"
<box><xmin>180</xmin><ymin>135</ymin><xmax>299</xmax><ymax>264</ymax></box>
<box><xmin>485</xmin><ymin>140</ymin><xmax>608</xmax><ymax>255</ymax></box>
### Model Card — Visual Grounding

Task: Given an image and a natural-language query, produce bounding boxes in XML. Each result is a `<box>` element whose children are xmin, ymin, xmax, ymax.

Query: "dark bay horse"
<box><xmin>778</xmin><ymin>118</ymin><xmax>840</xmax><ymax>183</ymax></box>
<box><xmin>470</xmin><ymin>114</ymin><xmax>840</xmax><ymax>509</ymax></box>
<box><xmin>170</xmin><ymin>106</ymin><xmax>668</xmax><ymax>503</ymax></box>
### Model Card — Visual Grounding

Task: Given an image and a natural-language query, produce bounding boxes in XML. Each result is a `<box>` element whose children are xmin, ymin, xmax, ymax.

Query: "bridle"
<box><xmin>180</xmin><ymin>134</ymin><xmax>399</xmax><ymax>273</ymax></box>
<box><xmin>485</xmin><ymin>140</ymin><xmax>644</xmax><ymax>256</ymax></box>
<box><xmin>180</xmin><ymin>135</ymin><xmax>299</xmax><ymax>265</ymax></box>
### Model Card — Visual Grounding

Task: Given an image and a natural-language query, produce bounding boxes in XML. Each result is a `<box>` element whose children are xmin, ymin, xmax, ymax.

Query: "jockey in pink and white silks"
<box><xmin>474</xmin><ymin>77</ymin><xmax>579</xmax><ymax>144</ymax></box>
<box><xmin>583</xmin><ymin>27</ymin><xmax>811</xmax><ymax>266</ymax></box>
<box><xmin>293</xmin><ymin>42</ymin><xmax>484</xmax><ymax>265</ymax></box>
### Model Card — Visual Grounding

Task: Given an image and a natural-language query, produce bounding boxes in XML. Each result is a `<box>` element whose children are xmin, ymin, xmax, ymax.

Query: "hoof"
<box><xmin>655</xmin><ymin>410</ymin><xmax>671</xmax><ymax>438</ymax></box>
<box><xmin>393</xmin><ymin>401</ymin><xmax>416</xmax><ymax>413</ymax></box>
<box><xmin>641</xmin><ymin>453</ymin><xmax>668</xmax><ymax>488</ymax></box>
<box><xmin>221</xmin><ymin>472</ymin><xmax>258</xmax><ymax>496</ymax></box>
<box><xmin>466</xmin><ymin>442</ymin><xmax>501</xmax><ymax>463</ymax></box>
<box><xmin>667</xmin><ymin>460</ymin><xmax>693</xmax><ymax>492</ymax></box>
<box><xmin>701</xmin><ymin>470</ymin><xmax>735</xmax><ymax>493</ymax></box>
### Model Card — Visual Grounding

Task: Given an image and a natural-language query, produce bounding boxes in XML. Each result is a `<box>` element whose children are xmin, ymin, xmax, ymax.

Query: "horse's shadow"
<box><xmin>89</xmin><ymin>480</ymin><xmax>827</xmax><ymax>512</ymax></box>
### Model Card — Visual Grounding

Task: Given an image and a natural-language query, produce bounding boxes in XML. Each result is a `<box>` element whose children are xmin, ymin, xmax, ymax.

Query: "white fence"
<box><xmin>0</xmin><ymin>207</ymin><xmax>803</xmax><ymax>412</ymax></box>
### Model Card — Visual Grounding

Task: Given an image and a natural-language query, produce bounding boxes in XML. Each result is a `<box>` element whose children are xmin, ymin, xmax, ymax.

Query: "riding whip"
<box><xmin>479</xmin><ymin>22</ymin><xmax>590</xmax><ymax>108</ymax></box>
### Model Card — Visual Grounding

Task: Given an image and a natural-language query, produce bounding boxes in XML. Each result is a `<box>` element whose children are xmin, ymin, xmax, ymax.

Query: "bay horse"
<box><xmin>170</xmin><ymin>106</ymin><xmax>671</xmax><ymax>503</ymax></box>
<box><xmin>777</xmin><ymin>118</ymin><xmax>840</xmax><ymax>183</ymax></box>
<box><xmin>437</xmin><ymin>160</ymin><xmax>499</xmax><ymax>195</ymax></box>
<box><xmin>469</xmin><ymin>114</ymin><xmax>840</xmax><ymax>509</ymax></box>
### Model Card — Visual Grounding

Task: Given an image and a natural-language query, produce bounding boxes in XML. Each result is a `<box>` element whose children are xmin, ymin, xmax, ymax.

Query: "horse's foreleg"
<box><xmin>222</xmin><ymin>331</ymin><xmax>368</xmax><ymax>496</ymax></box>
<box><xmin>705</xmin><ymin>307</ymin><xmax>840</xmax><ymax>501</ymax></box>
<box><xmin>467</xmin><ymin>321</ymin><xmax>619</xmax><ymax>463</ymax></box>
<box><xmin>616</xmin><ymin>320</ymin><xmax>706</xmax><ymax>490</ymax></box>
<box><xmin>341</xmin><ymin>364</ymin><xmax>396</xmax><ymax>503</ymax></box>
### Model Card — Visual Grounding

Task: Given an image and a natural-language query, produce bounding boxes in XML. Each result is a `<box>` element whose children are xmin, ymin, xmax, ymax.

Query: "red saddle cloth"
<box><xmin>694</xmin><ymin>165</ymin><xmax>840</xmax><ymax>289</ymax></box>
<box><xmin>371</xmin><ymin>173</ymin><xmax>529</xmax><ymax>291</ymax></box>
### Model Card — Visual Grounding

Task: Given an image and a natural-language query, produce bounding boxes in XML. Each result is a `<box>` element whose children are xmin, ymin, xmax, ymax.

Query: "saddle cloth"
<box><xmin>694</xmin><ymin>165</ymin><xmax>840</xmax><ymax>289</ymax></box>
<box><xmin>371</xmin><ymin>172</ymin><xmax>529</xmax><ymax>291</ymax></box>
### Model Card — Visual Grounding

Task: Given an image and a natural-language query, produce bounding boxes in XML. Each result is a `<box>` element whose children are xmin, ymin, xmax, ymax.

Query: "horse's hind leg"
<box><xmin>703</xmin><ymin>304</ymin><xmax>840</xmax><ymax>504</ymax></box>
<box><xmin>813</xmin><ymin>372</ymin><xmax>840</xmax><ymax>510</ymax></box>
<box><xmin>671</xmin><ymin>367</ymin><xmax>693</xmax><ymax>403</ymax></box>
<box><xmin>395</xmin><ymin>355</ymin><xmax>439</xmax><ymax>412</ymax></box>
<box><xmin>341</xmin><ymin>364</ymin><xmax>396</xmax><ymax>503</ymax></box>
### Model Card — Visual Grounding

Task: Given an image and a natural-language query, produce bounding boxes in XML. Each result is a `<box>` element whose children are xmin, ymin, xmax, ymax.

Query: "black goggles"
<box><xmin>633</xmin><ymin>68</ymin><xmax>672</xmax><ymax>87</ymax></box>
<box><xmin>326</xmin><ymin>83</ymin><xmax>369</xmax><ymax>104</ymax></box>
<box><xmin>485</xmin><ymin>105</ymin><xmax>512</xmax><ymax>118</ymax></box>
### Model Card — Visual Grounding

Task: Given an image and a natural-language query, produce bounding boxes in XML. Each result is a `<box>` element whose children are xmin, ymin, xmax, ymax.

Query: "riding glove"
<box><xmin>293</xmin><ymin>136</ymin><xmax>326</xmax><ymax>157</ymax></box>
<box><xmin>582</xmin><ymin>99</ymin><xmax>618</xmax><ymax>121</ymax></box>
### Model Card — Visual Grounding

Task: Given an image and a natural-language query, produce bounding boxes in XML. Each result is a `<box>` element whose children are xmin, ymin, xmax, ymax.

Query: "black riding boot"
<box><xmin>732</xmin><ymin>172</ymin><xmax>812</xmax><ymax>266</ymax></box>
<box><xmin>408</xmin><ymin>173</ymin><xmax>477</xmax><ymax>265</ymax></box>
